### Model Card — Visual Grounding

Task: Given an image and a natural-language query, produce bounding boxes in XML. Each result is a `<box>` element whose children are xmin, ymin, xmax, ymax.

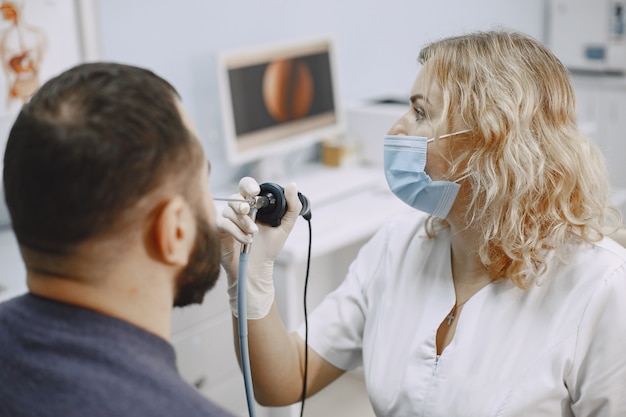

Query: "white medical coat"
<box><xmin>298</xmin><ymin>214</ymin><xmax>626</xmax><ymax>416</ymax></box>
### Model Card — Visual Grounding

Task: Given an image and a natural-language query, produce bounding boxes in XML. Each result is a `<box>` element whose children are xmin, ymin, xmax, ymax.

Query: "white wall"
<box><xmin>94</xmin><ymin>0</ymin><xmax>546</xmax><ymax>188</ymax></box>
<box><xmin>0</xmin><ymin>0</ymin><xmax>545</xmax><ymax>303</ymax></box>
<box><xmin>0</xmin><ymin>0</ymin><xmax>547</xmax><ymax>308</ymax></box>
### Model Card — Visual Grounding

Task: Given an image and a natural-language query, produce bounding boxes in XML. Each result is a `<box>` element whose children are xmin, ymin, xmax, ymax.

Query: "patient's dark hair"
<box><xmin>3</xmin><ymin>62</ymin><xmax>199</xmax><ymax>253</ymax></box>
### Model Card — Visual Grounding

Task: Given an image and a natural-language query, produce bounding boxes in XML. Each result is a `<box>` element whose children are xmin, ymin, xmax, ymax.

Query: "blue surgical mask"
<box><xmin>384</xmin><ymin>130</ymin><xmax>470</xmax><ymax>218</ymax></box>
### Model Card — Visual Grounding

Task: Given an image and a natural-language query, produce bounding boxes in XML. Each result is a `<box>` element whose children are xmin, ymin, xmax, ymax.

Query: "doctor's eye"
<box><xmin>414</xmin><ymin>106</ymin><xmax>427</xmax><ymax>122</ymax></box>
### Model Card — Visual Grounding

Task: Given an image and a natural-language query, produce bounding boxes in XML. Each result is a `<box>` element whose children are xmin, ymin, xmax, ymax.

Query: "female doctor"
<box><xmin>219</xmin><ymin>30</ymin><xmax>626</xmax><ymax>416</ymax></box>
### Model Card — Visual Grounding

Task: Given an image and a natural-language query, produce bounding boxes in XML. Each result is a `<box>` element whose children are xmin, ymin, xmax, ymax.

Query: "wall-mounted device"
<box><xmin>548</xmin><ymin>0</ymin><xmax>626</xmax><ymax>73</ymax></box>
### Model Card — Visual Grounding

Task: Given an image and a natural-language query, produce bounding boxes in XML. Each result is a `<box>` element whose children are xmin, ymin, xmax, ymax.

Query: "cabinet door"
<box><xmin>574</xmin><ymin>83</ymin><xmax>609</xmax><ymax>152</ymax></box>
<box><xmin>602</xmin><ymin>90</ymin><xmax>626</xmax><ymax>188</ymax></box>
<box><xmin>572</xmin><ymin>79</ymin><xmax>626</xmax><ymax>189</ymax></box>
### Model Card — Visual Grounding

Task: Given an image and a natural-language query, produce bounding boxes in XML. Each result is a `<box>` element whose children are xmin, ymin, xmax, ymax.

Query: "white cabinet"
<box><xmin>572</xmin><ymin>74</ymin><xmax>626</xmax><ymax>189</ymax></box>
<box><xmin>603</xmin><ymin>90</ymin><xmax>626</xmax><ymax>189</ymax></box>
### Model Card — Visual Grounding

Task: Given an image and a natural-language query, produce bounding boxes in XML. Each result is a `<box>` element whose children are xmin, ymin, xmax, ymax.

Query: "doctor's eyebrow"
<box><xmin>410</xmin><ymin>94</ymin><xmax>429</xmax><ymax>106</ymax></box>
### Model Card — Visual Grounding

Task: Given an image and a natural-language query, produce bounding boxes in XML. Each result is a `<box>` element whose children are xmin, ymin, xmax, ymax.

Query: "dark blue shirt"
<box><xmin>0</xmin><ymin>293</ymin><xmax>234</xmax><ymax>417</ymax></box>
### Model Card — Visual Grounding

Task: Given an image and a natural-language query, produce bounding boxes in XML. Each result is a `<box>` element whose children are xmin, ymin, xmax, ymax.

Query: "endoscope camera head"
<box><xmin>255</xmin><ymin>182</ymin><xmax>311</xmax><ymax>227</ymax></box>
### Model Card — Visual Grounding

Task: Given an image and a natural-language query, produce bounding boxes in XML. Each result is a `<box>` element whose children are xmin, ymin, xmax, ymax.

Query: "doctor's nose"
<box><xmin>387</xmin><ymin>111</ymin><xmax>412</xmax><ymax>135</ymax></box>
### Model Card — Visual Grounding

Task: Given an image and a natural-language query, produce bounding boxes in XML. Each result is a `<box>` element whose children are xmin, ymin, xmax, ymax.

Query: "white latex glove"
<box><xmin>218</xmin><ymin>176</ymin><xmax>302</xmax><ymax>319</ymax></box>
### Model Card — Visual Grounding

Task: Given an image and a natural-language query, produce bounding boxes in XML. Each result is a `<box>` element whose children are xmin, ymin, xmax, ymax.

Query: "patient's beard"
<box><xmin>173</xmin><ymin>213</ymin><xmax>221</xmax><ymax>307</ymax></box>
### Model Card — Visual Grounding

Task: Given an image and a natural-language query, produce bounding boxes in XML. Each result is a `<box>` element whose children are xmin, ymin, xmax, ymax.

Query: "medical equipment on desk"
<box><xmin>215</xmin><ymin>182</ymin><xmax>312</xmax><ymax>417</ymax></box>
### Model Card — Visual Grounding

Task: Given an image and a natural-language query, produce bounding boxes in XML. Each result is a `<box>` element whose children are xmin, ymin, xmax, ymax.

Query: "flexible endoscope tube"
<box><xmin>238</xmin><ymin>208</ymin><xmax>258</xmax><ymax>417</ymax></box>
<box><xmin>238</xmin><ymin>251</ymin><xmax>256</xmax><ymax>417</ymax></box>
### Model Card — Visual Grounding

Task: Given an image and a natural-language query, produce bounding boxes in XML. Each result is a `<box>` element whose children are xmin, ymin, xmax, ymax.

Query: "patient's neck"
<box><xmin>24</xmin><ymin>245</ymin><xmax>175</xmax><ymax>341</ymax></box>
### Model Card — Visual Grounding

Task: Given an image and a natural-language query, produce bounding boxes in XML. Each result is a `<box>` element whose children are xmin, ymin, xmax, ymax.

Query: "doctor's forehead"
<box><xmin>410</xmin><ymin>65</ymin><xmax>440</xmax><ymax>101</ymax></box>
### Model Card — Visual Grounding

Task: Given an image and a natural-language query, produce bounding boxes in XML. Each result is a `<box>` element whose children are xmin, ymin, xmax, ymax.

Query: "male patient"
<box><xmin>0</xmin><ymin>63</ymin><xmax>234</xmax><ymax>416</ymax></box>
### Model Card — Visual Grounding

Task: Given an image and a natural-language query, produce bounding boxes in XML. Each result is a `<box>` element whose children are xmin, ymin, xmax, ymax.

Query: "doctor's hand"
<box><xmin>218</xmin><ymin>176</ymin><xmax>303</xmax><ymax>319</ymax></box>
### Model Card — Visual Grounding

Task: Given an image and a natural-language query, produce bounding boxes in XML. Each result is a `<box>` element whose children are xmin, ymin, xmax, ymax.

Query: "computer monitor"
<box><xmin>216</xmin><ymin>37</ymin><xmax>342</xmax><ymax>173</ymax></box>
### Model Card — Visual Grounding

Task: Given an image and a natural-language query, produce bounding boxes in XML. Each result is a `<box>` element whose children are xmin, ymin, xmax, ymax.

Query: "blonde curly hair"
<box><xmin>419</xmin><ymin>30</ymin><xmax>622</xmax><ymax>287</ymax></box>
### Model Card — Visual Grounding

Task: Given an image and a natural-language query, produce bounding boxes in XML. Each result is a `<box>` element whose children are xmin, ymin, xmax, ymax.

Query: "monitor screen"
<box><xmin>217</xmin><ymin>37</ymin><xmax>342</xmax><ymax>165</ymax></box>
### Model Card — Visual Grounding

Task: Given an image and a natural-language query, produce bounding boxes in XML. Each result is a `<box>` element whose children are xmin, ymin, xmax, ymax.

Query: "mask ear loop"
<box><xmin>427</xmin><ymin>128</ymin><xmax>472</xmax><ymax>143</ymax></box>
<box><xmin>428</xmin><ymin>129</ymin><xmax>474</xmax><ymax>183</ymax></box>
<box><xmin>452</xmin><ymin>171</ymin><xmax>472</xmax><ymax>184</ymax></box>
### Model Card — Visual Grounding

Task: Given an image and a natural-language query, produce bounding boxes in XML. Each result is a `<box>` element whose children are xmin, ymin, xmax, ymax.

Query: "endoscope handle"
<box><xmin>255</xmin><ymin>182</ymin><xmax>311</xmax><ymax>227</ymax></box>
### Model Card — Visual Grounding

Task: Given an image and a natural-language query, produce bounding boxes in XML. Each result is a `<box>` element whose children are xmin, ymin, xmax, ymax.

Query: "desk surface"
<box><xmin>278</xmin><ymin>185</ymin><xmax>414</xmax><ymax>264</ymax></box>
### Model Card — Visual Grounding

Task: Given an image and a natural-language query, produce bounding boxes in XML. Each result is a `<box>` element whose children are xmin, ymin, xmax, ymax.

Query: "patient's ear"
<box><xmin>153</xmin><ymin>196</ymin><xmax>195</xmax><ymax>266</ymax></box>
